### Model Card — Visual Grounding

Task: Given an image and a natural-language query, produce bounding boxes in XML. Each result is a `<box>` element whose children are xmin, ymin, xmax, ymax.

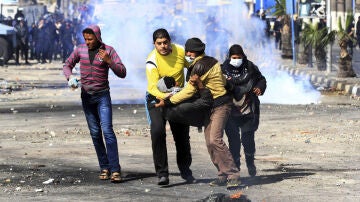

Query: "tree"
<box><xmin>273</xmin><ymin>0</ymin><xmax>286</xmax><ymax>17</ymax></box>
<box><xmin>272</xmin><ymin>0</ymin><xmax>292</xmax><ymax>58</ymax></box>
<box><xmin>301</xmin><ymin>21</ymin><xmax>336</xmax><ymax>71</ymax></box>
<box><xmin>336</xmin><ymin>12</ymin><xmax>357</xmax><ymax>77</ymax></box>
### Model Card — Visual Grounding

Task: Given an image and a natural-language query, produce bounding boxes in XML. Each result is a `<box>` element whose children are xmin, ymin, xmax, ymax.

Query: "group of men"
<box><xmin>8</xmin><ymin>12</ymin><xmax>85</xmax><ymax>65</ymax></box>
<box><xmin>63</xmin><ymin>25</ymin><xmax>267</xmax><ymax>189</ymax></box>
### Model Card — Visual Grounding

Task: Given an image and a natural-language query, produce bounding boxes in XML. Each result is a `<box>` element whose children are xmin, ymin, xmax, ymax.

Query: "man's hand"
<box><xmin>164</xmin><ymin>93</ymin><xmax>173</xmax><ymax>99</ymax></box>
<box><xmin>98</xmin><ymin>49</ymin><xmax>111</xmax><ymax>64</ymax></box>
<box><xmin>68</xmin><ymin>76</ymin><xmax>80</xmax><ymax>89</ymax></box>
<box><xmin>155</xmin><ymin>99</ymin><xmax>165</xmax><ymax>107</ymax></box>
<box><xmin>253</xmin><ymin>87</ymin><xmax>262</xmax><ymax>96</ymax></box>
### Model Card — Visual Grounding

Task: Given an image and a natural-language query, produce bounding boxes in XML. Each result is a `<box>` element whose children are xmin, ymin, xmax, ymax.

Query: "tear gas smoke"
<box><xmin>90</xmin><ymin>0</ymin><xmax>320</xmax><ymax>104</ymax></box>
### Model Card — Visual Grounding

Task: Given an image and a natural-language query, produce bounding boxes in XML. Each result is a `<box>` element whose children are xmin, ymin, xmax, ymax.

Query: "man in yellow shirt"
<box><xmin>145</xmin><ymin>28</ymin><xmax>194</xmax><ymax>185</ymax></box>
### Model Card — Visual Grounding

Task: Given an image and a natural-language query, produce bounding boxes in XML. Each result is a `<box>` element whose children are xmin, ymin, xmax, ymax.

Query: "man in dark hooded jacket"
<box><xmin>221</xmin><ymin>44</ymin><xmax>267</xmax><ymax>177</ymax></box>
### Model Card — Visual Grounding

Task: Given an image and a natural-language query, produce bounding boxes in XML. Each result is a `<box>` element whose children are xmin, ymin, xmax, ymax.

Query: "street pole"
<box><xmin>326</xmin><ymin>0</ymin><xmax>332</xmax><ymax>73</ymax></box>
<box><xmin>353</xmin><ymin>0</ymin><xmax>356</xmax><ymax>15</ymax></box>
<box><xmin>291</xmin><ymin>0</ymin><xmax>296</xmax><ymax>66</ymax></box>
<box><xmin>286</xmin><ymin>0</ymin><xmax>296</xmax><ymax>66</ymax></box>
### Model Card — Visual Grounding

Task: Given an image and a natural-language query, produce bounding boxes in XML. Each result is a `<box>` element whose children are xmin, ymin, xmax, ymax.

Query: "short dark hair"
<box><xmin>153</xmin><ymin>28</ymin><xmax>171</xmax><ymax>43</ymax></box>
<box><xmin>82</xmin><ymin>28</ymin><xmax>95</xmax><ymax>35</ymax></box>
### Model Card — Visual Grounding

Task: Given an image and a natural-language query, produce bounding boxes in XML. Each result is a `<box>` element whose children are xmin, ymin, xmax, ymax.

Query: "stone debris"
<box><xmin>35</xmin><ymin>188</ymin><xmax>44</xmax><ymax>192</ymax></box>
<box><xmin>119</xmin><ymin>128</ymin><xmax>131</xmax><ymax>136</ymax></box>
<box><xmin>42</xmin><ymin>178</ymin><xmax>54</xmax><ymax>184</ymax></box>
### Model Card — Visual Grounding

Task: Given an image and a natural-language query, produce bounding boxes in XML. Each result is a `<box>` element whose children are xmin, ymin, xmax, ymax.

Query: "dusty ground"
<box><xmin>0</xmin><ymin>61</ymin><xmax>360</xmax><ymax>201</ymax></box>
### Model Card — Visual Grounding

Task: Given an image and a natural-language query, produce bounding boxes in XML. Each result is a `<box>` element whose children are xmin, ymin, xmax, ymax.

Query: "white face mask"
<box><xmin>185</xmin><ymin>56</ymin><xmax>195</xmax><ymax>64</ymax></box>
<box><xmin>230</xmin><ymin>58</ymin><xmax>243</xmax><ymax>67</ymax></box>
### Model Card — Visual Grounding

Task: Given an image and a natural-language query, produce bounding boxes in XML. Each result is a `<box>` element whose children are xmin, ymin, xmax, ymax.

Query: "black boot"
<box><xmin>245</xmin><ymin>154</ymin><xmax>256</xmax><ymax>177</ymax></box>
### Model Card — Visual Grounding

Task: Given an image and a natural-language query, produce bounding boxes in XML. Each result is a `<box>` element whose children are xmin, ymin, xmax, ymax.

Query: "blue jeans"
<box><xmin>81</xmin><ymin>90</ymin><xmax>121</xmax><ymax>173</ymax></box>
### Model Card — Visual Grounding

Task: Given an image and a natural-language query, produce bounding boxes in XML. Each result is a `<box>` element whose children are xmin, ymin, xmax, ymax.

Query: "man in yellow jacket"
<box><xmin>145</xmin><ymin>28</ymin><xmax>194</xmax><ymax>186</ymax></box>
<box><xmin>158</xmin><ymin>38</ymin><xmax>241</xmax><ymax>189</ymax></box>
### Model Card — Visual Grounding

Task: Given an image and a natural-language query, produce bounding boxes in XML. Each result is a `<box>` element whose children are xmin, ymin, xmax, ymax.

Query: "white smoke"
<box><xmin>91</xmin><ymin>0</ymin><xmax>320</xmax><ymax>104</ymax></box>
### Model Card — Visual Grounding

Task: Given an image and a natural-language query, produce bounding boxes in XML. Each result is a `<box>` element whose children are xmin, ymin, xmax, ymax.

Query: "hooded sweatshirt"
<box><xmin>63</xmin><ymin>25</ymin><xmax>126</xmax><ymax>94</ymax></box>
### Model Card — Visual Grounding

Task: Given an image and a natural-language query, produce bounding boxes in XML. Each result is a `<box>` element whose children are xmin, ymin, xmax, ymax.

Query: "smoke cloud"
<box><xmin>91</xmin><ymin>0</ymin><xmax>320</xmax><ymax>104</ymax></box>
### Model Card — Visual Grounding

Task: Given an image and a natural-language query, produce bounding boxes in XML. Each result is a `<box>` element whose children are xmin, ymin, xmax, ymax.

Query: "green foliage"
<box><xmin>337</xmin><ymin>11</ymin><xmax>356</xmax><ymax>44</ymax></box>
<box><xmin>272</xmin><ymin>0</ymin><xmax>286</xmax><ymax>17</ymax></box>
<box><xmin>345</xmin><ymin>12</ymin><xmax>354</xmax><ymax>30</ymax></box>
<box><xmin>302</xmin><ymin>21</ymin><xmax>336</xmax><ymax>51</ymax></box>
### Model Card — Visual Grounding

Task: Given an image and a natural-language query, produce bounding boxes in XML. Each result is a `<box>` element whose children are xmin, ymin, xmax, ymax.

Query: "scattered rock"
<box><xmin>43</xmin><ymin>178</ymin><xmax>54</xmax><ymax>185</ymax></box>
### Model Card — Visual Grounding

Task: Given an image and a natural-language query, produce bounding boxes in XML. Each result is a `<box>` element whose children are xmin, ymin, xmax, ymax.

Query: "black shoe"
<box><xmin>183</xmin><ymin>175</ymin><xmax>196</xmax><ymax>184</ymax></box>
<box><xmin>209</xmin><ymin>178</ymin><xmax>227</xmax><ymax>186</ymax></box>
<box><xmin>158</xmin><ymin>176</ymin><xmax>169</xmax><ymax>185</ymax></box>
<box><xmin>247</xmin><ymin>164</ymin><xmax>257</xmax><ymax>177</ymax></box>
<box><xmin>246</xmin><ymin>154</ymin><xmax>256</xmax><ymax>177</ymax></box>
<box><xmin>226</xmin><ymin>178</ymin><xmax>241</xmax><ymax>189</ymax></box>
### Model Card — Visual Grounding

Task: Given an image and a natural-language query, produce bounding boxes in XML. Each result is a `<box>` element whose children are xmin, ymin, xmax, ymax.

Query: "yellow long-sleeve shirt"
<box><xmin>146</xmin><ymin>44</ymin><xmax>186</xmax><ymax>99</ymax></box>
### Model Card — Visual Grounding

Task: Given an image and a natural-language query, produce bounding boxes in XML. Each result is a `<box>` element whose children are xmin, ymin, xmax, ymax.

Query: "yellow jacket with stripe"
<box><xmin>169</xmin><ymin>55</ymin><xmax>229</xmax><ymax>106</ymax></box>
<box><xmin>146</xmin><ymin>44</ymin><xmax>186</xmax><ymax>99</ymax></box>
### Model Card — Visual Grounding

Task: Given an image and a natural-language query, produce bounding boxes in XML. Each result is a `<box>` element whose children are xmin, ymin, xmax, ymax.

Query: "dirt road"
<box><xmin>0</xmin><ymin>62</ymin><xmax>359</xmax><ymax>201</ymax></box>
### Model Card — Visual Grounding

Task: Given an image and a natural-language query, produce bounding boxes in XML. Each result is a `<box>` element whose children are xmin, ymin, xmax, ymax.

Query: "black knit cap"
<box><xmin>228</xmin><ymin>44</ymin><xmax>246</xmax><ymax>57</ymax></box>
<box><xmin>185</xmin><ymin>38</ymin><xmax>205</xmax><ymax>52</ymax></box>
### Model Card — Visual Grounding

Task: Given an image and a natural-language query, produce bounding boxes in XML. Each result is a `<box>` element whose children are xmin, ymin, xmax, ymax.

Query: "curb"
<box><xmin>279</xmin><ymin>65</ymin><xmax>360</xmax><ymax>97</ymax></box>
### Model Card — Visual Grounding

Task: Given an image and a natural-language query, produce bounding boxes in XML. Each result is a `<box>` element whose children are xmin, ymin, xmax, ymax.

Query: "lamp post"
<box><xmin>353</xmin><ymin>0</ymin><xmax>355</xmax><ymax>15</ymax></box>
<box><xmin>286</xmin><ymin>0</ymin><xmax>296</xmax><ymax>66</ymax></box>
<box><xmin>326</xmin><ymin>0</ymin><xmax>332</xmax><ymax>73</ymax></box>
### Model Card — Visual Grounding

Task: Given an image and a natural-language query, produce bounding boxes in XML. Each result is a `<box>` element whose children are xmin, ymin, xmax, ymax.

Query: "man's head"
<box><xmin>228</xmin><ymin>44</ymin><xmax>246</xmax><ymax>59</ymax></box>
<box><xmin>293</xmin><ymin>14</ymin><xmax>298</xmax><ymax>21</ymax></box>
<box><xmin>157</xmin><ymin>76</ymin><xmax>176</xmax><ymax>93</ymax></box>
<box><xmin>184</xmin><ymin>37</ymin><xmax>205</xmax><ymax>59</ymax></box>
<box><xmin>17</xmin><ymin>17</ymin><xmax>25</xmax><ymax>25</ymax></box>
<box><xmin>82</xmin><ymin>25</ymin><xmax>102</xmax><ymax>50</ymax></box>
<box><xmin>153</xmin><ymin>28</ymin><xmax>172</xmax><ymax>56</ymax></box>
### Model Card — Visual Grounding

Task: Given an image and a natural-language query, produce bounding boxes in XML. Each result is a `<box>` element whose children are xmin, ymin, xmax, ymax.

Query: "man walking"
<box><xmin>158</xmin><ymin>38</ymin><xmax>241</xmax><ymax>189</ymax></box>
<box><xmin>145</xmin><ymin>28</ymin><xmax>194</xmax><ymax>185</ymax></box>
<box><xmin>63</xmin><ymin>24</ymin><xmax>126</xmax><ymax>183</ymax></box>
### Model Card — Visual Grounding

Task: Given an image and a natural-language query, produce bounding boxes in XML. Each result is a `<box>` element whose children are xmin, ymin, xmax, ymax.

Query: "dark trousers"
<box><xmin>148</xmin><ymin>106</ymin><xmax>192</xmax><ymax>178</ymax></box>
<box><xmin>15</xmin><ymin>44</ymin><xmax>28</xmax><ymax>63</ymax></box>
<box><xmin>225</xmin><ymin>115</ymin><xmax>256</xmax><ymax>169</ymax></box>
<box><xmin>275</xmin><ymin>32</ymin><xmax>282</xmax><ymax>50</ymax></box>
